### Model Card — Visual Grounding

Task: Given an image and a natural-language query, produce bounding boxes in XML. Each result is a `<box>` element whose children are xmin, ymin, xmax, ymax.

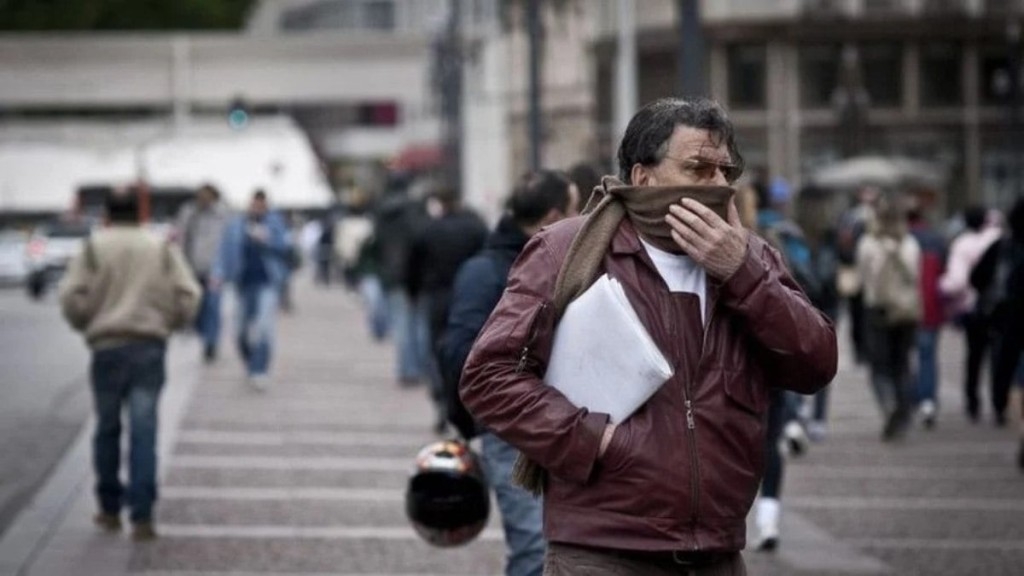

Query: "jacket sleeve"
<box><xmin>166</xmin><ymin>244</ymin><xmax>202</xmax><ymax>330</ymax></box>
<box><xmin>438</xmin><ymin>257</ymin><xmax>503</xmax><ymax>395</ymax></box>
<box><xmin>718</xmin><ymin>236</ymin><xmax>838</xmax><ymax>394</ymax></box>
<box><xmin>58</xmin><ymin>250</ymin><xmax>95</xmax><ymax>332</ymax></box>
<box><xmin>459</xmin><ymin>234</ymin><xmax>609</xmax><ymax>484</ymax></box>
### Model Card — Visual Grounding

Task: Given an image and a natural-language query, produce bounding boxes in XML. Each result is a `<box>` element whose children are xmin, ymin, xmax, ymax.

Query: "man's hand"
<box><xmin>598</xmin><ymin>423</ymin><xmax>618</xmax><ymax>458</ymax></box>
<box><xmin>665</xmin><ymin>197</ymin><xmax>749</xmax><ymax>280</ymax></box>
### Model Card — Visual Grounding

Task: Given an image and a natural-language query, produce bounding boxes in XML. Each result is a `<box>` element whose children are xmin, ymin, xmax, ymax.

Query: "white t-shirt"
<box><xmin>640</xmin><ymin>239</ymin><xmax>708</xmax><ymax>325</ymax></box>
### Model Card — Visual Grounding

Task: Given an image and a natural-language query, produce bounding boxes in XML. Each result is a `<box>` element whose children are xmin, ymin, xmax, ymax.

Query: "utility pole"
<box><xmin>677</xmin><ymin>0</ymin><xmax>705</xmax><ymax>96</ymax></box>
<box><xmin>527</xmin><ymin>0</ymin><xmax>542</xmax><ymax>172</ymax></box>
<box><xmin>439</xmin><ymin>0</ymin><xmax>464</xmax><ymax>196</ymax></box>
<box><xmin>614</xmin><ymin>0</ymin><xmax>637</xmax><ymax>168</ymax></box>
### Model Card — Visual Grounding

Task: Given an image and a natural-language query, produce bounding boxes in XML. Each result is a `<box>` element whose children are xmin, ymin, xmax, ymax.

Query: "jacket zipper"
<box><xmin>515</xmin><ymin>302</ymin><xmax>548</xmax><ymax>374</ymax></box>
<box><xmin>686</xmin><ymin>289</ymin><xmax>717</xmax><ymax>551</ymax></box>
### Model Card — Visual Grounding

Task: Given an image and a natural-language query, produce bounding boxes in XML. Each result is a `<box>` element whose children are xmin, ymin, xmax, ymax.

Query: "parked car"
<box><xmin>25</xmin><ymin>222</ymin><xmax>92</xmax><ymax>300</ymax></box>
<box><xmin>0</xmin><ymin>230</ymin><xmax>29</xmax><ymax>286</ymax></box>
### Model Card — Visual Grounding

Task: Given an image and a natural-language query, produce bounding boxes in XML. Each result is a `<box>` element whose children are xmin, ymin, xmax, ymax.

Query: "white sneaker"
<box><xmin>247</xmin><ymin>375</ymin><xmax>270</xmax><ymax>392</ymax></box>
<box><xmin>919</xmin><ymin>400</ymin><xmax>937</xmax><ymax>429</ymax></box>
<box><xmin>755</xmin><ymin>497</ymin><xmax>780</xmax><ymax>552</ymax></box>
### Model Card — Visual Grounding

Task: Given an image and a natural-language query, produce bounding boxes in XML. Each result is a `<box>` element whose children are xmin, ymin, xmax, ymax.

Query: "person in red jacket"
<box><xmin>460</xmin><ymin>97</ymin><xmax>837</xmax><ymax>575</ymax></box>
<box><xmin>909</xmin><ymin>206</ymin><xmax>947</xmax><ymax>428</ymax></box>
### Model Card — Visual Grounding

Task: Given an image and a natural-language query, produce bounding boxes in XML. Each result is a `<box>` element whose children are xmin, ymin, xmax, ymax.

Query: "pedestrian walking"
<box><xmin>856</xmin><ymin>196</ymin><xmax>921</xmax><ymax>440</ymax></box>
<box><xmin>407</xmin><ymin>188</ymin><xmax>488</xmax><ymax>434</ymax></box>
<box><xmin>59</xmin><ymin>187</ymin><xmax>201</xmax><ymax>540</ymax></box>
<box><xmin>837</xmin><ymin>187</ymin><xmax>880</xmax><ymax>365</ymax></box>
<box><xmin>460</xmin><ymin>97</ymin><xmax>837</xmax><ymax>574</ymax></box>
<box><xmin>175</xmin><ymin>183</ymin><xmax>229</xmax><ymax>363</ymax></box>
<box><xmin>939</xmin><ymin>205</ymin><xmax>1003</xmax><ymax>423</ymax></box>
<box><xmin>212</xmin><ymin>190</ymin><xmax>294</xmax><ymax>390</ymax></box>
<box><xmin>908</xmin><ymin>204</ymin><xmax>947</xmax><ymax>428</ymax></box>
<box><xmin>972</xmin><ymin>199</ymin><xmax>1024</xmax><ymax>429</ymax></box>
<box><xmin>438</xmin><ymin>170</ymin><xmax>579</xmax><ymax>576</ymax></box>
<box><xmin>373</xmin><ymin>190</ymin><xmax>431</xmax><ymax>386</ymax></box>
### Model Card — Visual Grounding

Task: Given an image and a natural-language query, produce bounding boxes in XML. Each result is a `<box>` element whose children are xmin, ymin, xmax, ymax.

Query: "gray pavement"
<box><xmin>0</xmin><ymin>288</ymin><xmax>91</xmax><ymax>535</ymax></box>
<box><xmin>2</xmin><ymin>279</ymin><xmax>1023</xmax><ymax>575</ymax></box>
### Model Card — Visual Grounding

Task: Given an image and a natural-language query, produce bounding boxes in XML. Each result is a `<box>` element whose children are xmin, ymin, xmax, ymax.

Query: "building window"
<box><xmin>980</xmin><ymin>46</ymin><xmax>1014</xmax><ymax>106</ymax></box>
<box><xmin>799</xmin><ymin>44</ymin><xmax>841</xmax><ymax>109</ymax></box>
<box><xmin>727</xmin><ymin>44</ymin><xmax>767</xmax><ymax>109</ymax></box>
<box><xmin>861</xmin><ymin>43</ymin><xmax>902</xmax><ymax>108</ymax></box>
<box><xmin>920</xmin><ymin>42</ymin><xmax>963</xmax><ymax>107</ymax></box>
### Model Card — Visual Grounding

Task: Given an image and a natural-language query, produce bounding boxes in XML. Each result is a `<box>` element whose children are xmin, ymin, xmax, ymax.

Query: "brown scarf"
<box><xmin>512</xmin><ymin>177</ymin><xmax>734</xmax><ymax>494</ymax></box>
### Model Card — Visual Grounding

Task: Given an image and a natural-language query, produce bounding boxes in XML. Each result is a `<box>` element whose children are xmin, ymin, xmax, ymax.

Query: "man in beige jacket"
<box><xmin>60</xmin><ymin>188</ymin><xmax>200</xmax><ymax>540</ymax></box>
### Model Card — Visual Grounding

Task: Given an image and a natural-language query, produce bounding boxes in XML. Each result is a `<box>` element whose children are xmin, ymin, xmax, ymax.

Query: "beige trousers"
<box><xmin>543</xmin><ymin>543</ymin><xmax>747</xmax><ymax>576</ymax></box>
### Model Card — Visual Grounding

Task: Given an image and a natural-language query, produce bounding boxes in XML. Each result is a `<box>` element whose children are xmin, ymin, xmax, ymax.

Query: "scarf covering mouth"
<box><xmin>512</xmin><ymin>176</ymin><xmax>734</xmax><ymax>494</ymax></box>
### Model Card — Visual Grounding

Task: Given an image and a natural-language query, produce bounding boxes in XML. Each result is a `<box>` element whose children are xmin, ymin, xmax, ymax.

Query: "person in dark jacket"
<box><xmin>407</xmin><ymin>188</ymin><xmax>488</xmax><ymax>433</ymax></box>
<box><xmin>973</xmin><ymin>198</ymin><xmax>1024</xmax><ymax>431</ymax></box>
<box><xmin>439</xmin><ymin>170</ymin><xmax>579</xmax><ymax>576</ymax></box>
<box><xmin>373</xmin><ymin>192</ymin><xmax>431</xmax><ymax>386</ymax></box>
<box><xmin>460</xmin><ymin>97</ymin><xmax>837</xmax><ymax>575</ymax></box>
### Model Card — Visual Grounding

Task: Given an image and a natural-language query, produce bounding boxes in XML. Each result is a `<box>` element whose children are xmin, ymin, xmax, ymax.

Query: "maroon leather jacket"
<box><xmin>460</xmin><ymin>216</ymin><xmax>837</xmax><ymax>553</ymax></box>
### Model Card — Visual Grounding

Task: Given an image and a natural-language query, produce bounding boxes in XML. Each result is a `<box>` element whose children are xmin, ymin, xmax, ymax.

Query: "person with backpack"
<box><xmin>939</xmin><ymin>206</ymin><xmax>1002</xmax><ymax>423</ymax></box>
<box><xmin>438</xmin><ymin>170</ymin><xmax>579</xmax><ymax>576</ymax></box>
<box><xmin>60</xmin><ymin>188</ymin><xmax>201</xmax><ymax>540</ymax></box>
<box><xmin>856</xmin><ymin>195</ymin><xmax>922</xmax><ymax>440</ymax></box>
<box><xmin>908</xmin><ymin>204</ymin><xmax>947</xmax><ymax>428</ymax></box>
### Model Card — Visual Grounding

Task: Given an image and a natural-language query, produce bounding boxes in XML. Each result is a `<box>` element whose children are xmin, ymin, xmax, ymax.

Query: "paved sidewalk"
<box><xmin>2</xmin><ymin>278</ymin><xmax>1023</xmax><ymax>575</ymax></box>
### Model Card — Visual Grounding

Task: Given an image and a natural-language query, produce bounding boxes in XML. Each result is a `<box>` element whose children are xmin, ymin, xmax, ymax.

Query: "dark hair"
<box><xmin>617</xmin><ymin>97</ymin><xmax>744</xmax><ymax>184</ymax></box>
<box><xmin>253</xmin><ymin>189</ymin><xmax>268</xmax><ymax>202</ymax></box>
<box><xmin>963</xmin><ymin>205</ymin><xmax>986</xmax><ymax>231</ymax></box>
<box><xmin>567</xmin><ymin>162</ymin><xmax>602</xmax><ymax>199</ymax></box>
<box><xmin>508</xmin><ymin>170</ymin><xmax>572</xmax><ymax>227</ymax></box>
<box><xmin>106</xmin><ymin>187</ymin><xmax>141</xmax><ymax>223</ymax></box>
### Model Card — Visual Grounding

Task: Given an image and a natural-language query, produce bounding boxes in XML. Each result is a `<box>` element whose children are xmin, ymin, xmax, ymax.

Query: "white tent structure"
<box><xmin>0</xmin><ymin>116</ymin><xmax>333</xmax><ymax>214</ymax></box>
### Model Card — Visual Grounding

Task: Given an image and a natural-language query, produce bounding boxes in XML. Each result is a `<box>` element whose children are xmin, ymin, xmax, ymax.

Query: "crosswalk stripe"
<box><xmin>162</xmin><ymin>487</ymin><xmax>402</xmax><ymax>502</ymax></box>
<box><xmin>790</xmin><ymin>495</ymin><xmax>1024</xmax><ymax>512</ymax></box>
<box><xmin>171</xmin><ymin>455</ymin><xmax>411</xmax><ymax>471</ymax></box>
<box><xmin>176</xmin><ymin>430</ymin><xmax>428</xmax><ymax>447</ymax></box>
<box><xmin>157</xmin><ymin>525</ymin><xmax>504</xmax><ymax>541</ymax></box>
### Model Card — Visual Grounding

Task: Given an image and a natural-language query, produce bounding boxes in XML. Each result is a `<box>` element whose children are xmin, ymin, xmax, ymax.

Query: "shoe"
<box><xmin>247</xmin><ymin>375</ymin><xmax>270</xmax><ymax>392</ymax></box>
<box><xmin>919</xmin><ymin>400</ymin><xmax>937</xmax><ymax>430</ymax></box>
<box><xmin>806</xmin><ymin>420</ymin><xmax>828</xmax><ymax>443</ymax></box>
<box><xmin>203</xmin><ymin>344</ymin><xmax>217</xmax><ymax>364</ymax></box>
<box><xmin>93</xmin><ymin>512</ymin><xmax>122</xmax><ymax>533</ymax></box>
<box><xmin>433</xmin><ymin>418</ymin><xmax>448</xmax><ymax>436</ymax></box>
<box><xmin>754</xmin><ymin>497</ymin><xmax>780</xmax><ymax>552</ymax></box>
<box><xmin>966</xmin><ymin>403</ymin><xmax>980</xmax><ymax>424</ymax></box>
<box><xmin>882</xmin><ymin>408</ymin><xmax>910</xmax><ymax>441</ymax></box>
<box><xmin>995</xmin><ymin>413</ymin><xmax>1008</xmax><ymax>428</ymax></box>
<box><xmin>1017</xmin><ymin>441</ymin><xmax>1024</xmax><ymax>472</ymax></box>
<box><xmin>783</xmin><ymin>421</ymin><xmax>809</xmax><ymax>458</ymax></box>
<box><xmin>132</xmin><ymin>521</ymin><xmax>157</xmax><ymax>541</ymax></box>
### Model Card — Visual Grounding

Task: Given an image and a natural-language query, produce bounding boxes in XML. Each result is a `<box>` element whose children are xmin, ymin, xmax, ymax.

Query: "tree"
<box><xmin>0</xmin><ymin>0</ymin><xmax>256</xmax><ymax>31</ymax></box>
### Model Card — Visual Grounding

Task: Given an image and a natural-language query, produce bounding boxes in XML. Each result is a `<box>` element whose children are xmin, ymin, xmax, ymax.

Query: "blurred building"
<box><xmin>0</xmin><ymin>0</ymin><xmax>450</xmax><ymax>216</ymax></box>
<box><xmin>465</xmin><ymin>0</ymin><xmax>1020</xmax><ymax>216</ymax></box>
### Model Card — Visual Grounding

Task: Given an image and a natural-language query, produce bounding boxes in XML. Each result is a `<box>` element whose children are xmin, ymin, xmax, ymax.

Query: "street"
<box><xmin>1</xmin><ymin>278</ymin><xmax>1023</xmax><ymax>575</ymax></box>
<box><xmin>0</xmin><ymin>287</ymin><xmax>90</xmax><ymax>535</ymax></box>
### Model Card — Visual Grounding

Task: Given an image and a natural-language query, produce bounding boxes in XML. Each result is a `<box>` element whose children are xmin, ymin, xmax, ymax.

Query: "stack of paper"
<box><xmin>544</xmin><ymin>274</ymin><xmax>674</xmax><ymax>424</ymax></box>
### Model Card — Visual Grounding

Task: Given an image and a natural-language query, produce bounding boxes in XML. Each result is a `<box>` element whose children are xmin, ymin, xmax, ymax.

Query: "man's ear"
<box><xmin>631</xmin><ymin>163</ymin><xmax>652</xmax><ymax>186</ymax></box>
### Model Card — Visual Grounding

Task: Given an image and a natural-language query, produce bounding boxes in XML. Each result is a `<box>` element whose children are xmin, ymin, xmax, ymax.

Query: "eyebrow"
<box><xmin>683</xmin><ymin>154</ymin><xmax>734</xmax><ymax>165</ymax></box>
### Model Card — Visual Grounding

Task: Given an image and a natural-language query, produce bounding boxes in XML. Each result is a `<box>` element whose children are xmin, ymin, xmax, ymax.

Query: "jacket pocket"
<box><xmin>500</xmin><ymin>292</ymin><xmax>550</xmax><ymax>360</ymax></box>
<box><xmin>722</xmin><ymin>370</ymin><xmax>768</xmax><ymax>416</ymax></box>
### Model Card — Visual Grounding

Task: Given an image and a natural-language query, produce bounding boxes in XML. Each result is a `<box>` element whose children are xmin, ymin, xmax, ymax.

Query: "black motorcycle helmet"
<box><xmin>405</xmin><ymin>439</ymin><xmax>490</xmax><ymax>547</ymax></box>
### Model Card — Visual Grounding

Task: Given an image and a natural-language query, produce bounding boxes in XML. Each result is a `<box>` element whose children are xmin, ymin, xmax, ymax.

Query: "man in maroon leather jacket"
<box><xmin>460</xmin><ymin>98</ymin><xmax>837</xmax><ymax>575</ymax></box>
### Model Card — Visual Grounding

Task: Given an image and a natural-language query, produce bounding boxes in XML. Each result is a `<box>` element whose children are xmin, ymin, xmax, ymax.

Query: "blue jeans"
<box><xmin>479</xmin><ymin>432</ymin><xmax>545</xmax><ymax>576</ymax></box>
<box><xmin>237</xmin><ymin>284</ymin><xmax>278</xmax><ymax>376</ymax></box>
<box><xmin>359</xmin><ymin>275</ymin><xmax>389</xmax><ymax>341</ymax></box>
<box><xmin>916</xmin><ymin>328</ymin><xmax>940</xmax><ymax>405</ymax></box>
<box><xmin>90</xmin><ymin>341</ymin><xmax>166</xmax><ymax>522</ymax></box>
<box><xmin>195</xmin><ymin>278</ymin><xmax>222</xmax><ymax>350</ymax></box>
<box><xmin>387</xmin><ymin>289</ymin><xmax>430</xmax><ymax>382</ymax></box>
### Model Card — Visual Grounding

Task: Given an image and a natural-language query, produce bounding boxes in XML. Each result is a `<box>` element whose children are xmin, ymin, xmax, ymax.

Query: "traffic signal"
<box><xmin>228</xmin><ymin>97</ymin><xmax>250</xmax><ymax>130</ymax></box>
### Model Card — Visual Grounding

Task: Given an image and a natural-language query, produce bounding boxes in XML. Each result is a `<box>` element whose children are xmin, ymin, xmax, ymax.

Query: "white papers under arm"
<box><xmin>543</xmin><ymin>275</ymin><xmax>674</xmax><ymax>424</ymax></box>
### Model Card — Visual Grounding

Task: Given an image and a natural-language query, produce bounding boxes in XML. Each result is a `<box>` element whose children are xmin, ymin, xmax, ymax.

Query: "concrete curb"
<box><xmin>0</xmin><ymin>336</ymin><xmax>201</xmax><ymax>576</ymax></box>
